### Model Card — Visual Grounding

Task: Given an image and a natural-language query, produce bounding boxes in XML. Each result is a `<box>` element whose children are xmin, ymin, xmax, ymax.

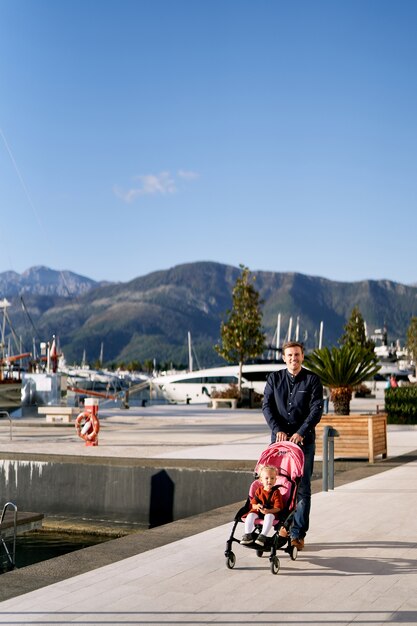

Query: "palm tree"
<box><xmin>304</xmin><ymin>345</ymin><xmax>380</xmax><ymax>415</ymax></box>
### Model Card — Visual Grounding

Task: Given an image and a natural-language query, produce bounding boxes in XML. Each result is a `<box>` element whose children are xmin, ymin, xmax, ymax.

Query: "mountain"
<box><xmin>1</xmin><ymin>262</ymin><xmax>417</xmax><ymax>368</ymax></box>
<box><xmin>0</xmin><ymin>266</ymin><xmax>103</xmax><ymax>297</ymax></box>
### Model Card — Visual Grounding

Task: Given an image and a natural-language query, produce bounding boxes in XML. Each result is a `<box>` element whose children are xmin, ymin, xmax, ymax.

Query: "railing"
<box><xmin>0</xmin><ymin>410</ymin><xmax>13</xmax><ymax>441</ymax></box>
<box><xmin>0</xmin><ymin>502</ymin><xmax>18</xmax><ymax>570</ymax></box>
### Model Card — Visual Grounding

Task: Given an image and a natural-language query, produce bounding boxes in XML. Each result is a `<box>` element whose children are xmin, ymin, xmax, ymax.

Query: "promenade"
<box><xmin>0</xmin><ymin>393</ymin><xmax>416</xmax><ymax>625</ymax></box>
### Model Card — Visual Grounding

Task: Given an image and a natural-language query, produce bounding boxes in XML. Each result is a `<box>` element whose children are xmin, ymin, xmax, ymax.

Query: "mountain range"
<box><xmin>1</xmin><ymin>263</ymin><xmax>416</xmax><ymax>368</ymax></box>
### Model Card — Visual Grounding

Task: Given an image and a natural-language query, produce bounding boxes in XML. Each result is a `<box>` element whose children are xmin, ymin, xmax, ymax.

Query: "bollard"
<box><xmin>322</xmin><ymin>425</ymin><xmax>339</xmax><ymax>491</ymax></box>
<box><xmin>75</xmin><ymin>398</ymin><xmax>100</xmax><ymax>446</ymax></box>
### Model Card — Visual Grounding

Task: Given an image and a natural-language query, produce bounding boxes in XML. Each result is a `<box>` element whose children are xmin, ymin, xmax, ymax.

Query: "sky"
<box><xmin>1</xmin><ymin>0</ymin><xmax>417</xmax><ymax>286</ymax></box>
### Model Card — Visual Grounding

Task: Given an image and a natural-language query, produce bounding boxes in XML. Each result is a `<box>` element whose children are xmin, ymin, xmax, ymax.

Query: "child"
<box><xmin>240</xmin><ymin>464</ymin><xmax>283</xmax><ymax>547</ymax></box>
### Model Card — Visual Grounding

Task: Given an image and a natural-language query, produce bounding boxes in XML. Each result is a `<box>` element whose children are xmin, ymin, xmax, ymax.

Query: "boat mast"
<box><xmin>0</xmin><ymin>298</ymin><xmax>11</xmax><ymax>360</ymax></box>
<box><xmin>318</xmin><ymin>321</ymin><xmax>324</xmax><ymax>349</ymax></box>
<box><xmin>188</xmin><ymin>331</ymin><xmax>193</xmax><ymax>372</ymax></box>
<box><xmin>295</xmin><ymin>316</ymin><xmax>300</xmax><ymax>342</ymax></box>
<box><xmin>287</xmin><ymin>317</ymin><xmax>293</xmax><ymax>343</ymax></box>
<box><xmin>276</xmin><ymin>313</ymin><xmax>281</xmax><ymax>355</ymax></box>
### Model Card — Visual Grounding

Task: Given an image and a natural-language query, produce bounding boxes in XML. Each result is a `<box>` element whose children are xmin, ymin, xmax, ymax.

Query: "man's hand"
<box><xmin>276</xmin><ymin>432</ymin><xmax>288</xmax><ymax>442</ymax></box>
<box><xmin>289</xmin><ymin>433</ymin><xmax>304</xmax><ymax>445</ymax></box>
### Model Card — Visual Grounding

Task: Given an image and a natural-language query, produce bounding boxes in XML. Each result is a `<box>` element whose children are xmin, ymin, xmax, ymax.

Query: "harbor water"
<box><xmin>1</xmin><ymin>530</ymin><xmax>111</xmax><ymax>573</ymax></box>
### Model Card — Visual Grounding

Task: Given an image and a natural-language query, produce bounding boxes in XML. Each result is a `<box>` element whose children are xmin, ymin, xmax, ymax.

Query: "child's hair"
<box><xmin>258</xmin><ymin>464</ymin><xmax>278</xmax><ymax>477</ymax></box>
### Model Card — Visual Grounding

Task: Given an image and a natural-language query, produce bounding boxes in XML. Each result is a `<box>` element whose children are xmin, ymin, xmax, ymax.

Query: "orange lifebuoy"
<box><xmin>75</xmin><ymin>410</ymin><xmax>100</xmax><ymax>446</ymax></box>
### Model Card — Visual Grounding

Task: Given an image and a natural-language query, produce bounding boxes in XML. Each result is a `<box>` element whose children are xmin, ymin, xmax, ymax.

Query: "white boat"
<box><xmin>370</xmin><ymin>360</ymin><xmax>414</xmax><ymax>390</ymax></box>
<box><xmin>152</xmin><ymin>362</ymin><xmax>286</xmax><ymax>404</ymax></box>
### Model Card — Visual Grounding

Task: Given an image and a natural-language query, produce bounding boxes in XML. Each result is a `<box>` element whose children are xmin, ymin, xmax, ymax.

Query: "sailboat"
<box><xmin>0</xmin><ymin>299</ymin><xmax>29</xmax><ymax>411</ymax></box>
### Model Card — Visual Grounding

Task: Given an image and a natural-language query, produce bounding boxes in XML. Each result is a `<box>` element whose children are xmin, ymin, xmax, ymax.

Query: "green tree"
<box><xmin>215</xmin><ymin>265</ymin><xmax>265</xmax><ymax>394</ymax></box>
<box><xmin>304</xmin><ymin>344</ymin><xmax>380</xmax><ymax>415</ymax></box>
<box><xmin>340</xmin><ymin>306</ymin><xmax>375</xmax><ymax>353</ymax></box>
<box><xmin>406</xmin><ymin>317</ymin><xmax>417</xmax><ymax>374</ymax></box>
<box><xmin>127</xmin><ymin>360</ymin><xmax>142</xmax><ymax>372</ymax></box>
<box><xmin>143</xmin><ymin>359</ymin><xmax>154</xmax><ymax>374</ymax></box>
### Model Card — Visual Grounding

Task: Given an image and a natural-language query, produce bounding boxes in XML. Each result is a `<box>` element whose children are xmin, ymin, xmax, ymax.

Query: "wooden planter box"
<box><xmin>315</xmin><ymin>413</ymin><xmax>387</xmax><ymax>463</ymax></box>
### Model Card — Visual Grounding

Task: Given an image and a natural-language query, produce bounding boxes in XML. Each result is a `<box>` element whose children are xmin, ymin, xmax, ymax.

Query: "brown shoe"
<box><xmin>291</xmin><ymin>538</ymin><xmax>305</xmax><ymax>551</ymax></box>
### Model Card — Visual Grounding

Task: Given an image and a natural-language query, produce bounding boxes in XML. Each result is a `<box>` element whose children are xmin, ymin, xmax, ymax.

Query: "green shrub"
<box><xmin>385</xmin><ymin>386</ymin><xmax>417</xmax><ymax>424</ymax></box>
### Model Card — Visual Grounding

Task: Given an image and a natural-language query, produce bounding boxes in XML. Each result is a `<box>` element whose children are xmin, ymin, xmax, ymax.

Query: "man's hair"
<box><xmin>282</xmin><ymin>341</ymin><xmax>305</xmax><ymax>354</ymax></box>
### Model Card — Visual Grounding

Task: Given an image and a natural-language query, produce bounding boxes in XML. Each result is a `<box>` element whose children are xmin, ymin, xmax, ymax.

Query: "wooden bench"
<box><xmin>37</xmin><ymin>406</ymin><xmax>79</xmax><ymax>423</ymax></box>
<box><xmin>211</xmin><ymin>398</ymin><xmax>238</xmax><ymax>410</ymax></box>
<box><xmin>315</xmin><ymin>413</ymin><xmax>387</xmax><ymax>463</ymax></box>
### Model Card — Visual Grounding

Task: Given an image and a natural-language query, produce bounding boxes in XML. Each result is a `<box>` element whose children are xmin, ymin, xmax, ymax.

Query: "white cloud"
<box><xmin>177</xmin><ymin>169</ymin><xmax>200</xmax><ymax>180</ymax></box>
<box><xmin>134</xmin><ymin>171</ymin><xmax>177</xmax><ymax>195</ymax></box>
<box><xmin>114</xmin><ymin>169</ymin><xmax>199</xmax><ymax>203</ymax></box>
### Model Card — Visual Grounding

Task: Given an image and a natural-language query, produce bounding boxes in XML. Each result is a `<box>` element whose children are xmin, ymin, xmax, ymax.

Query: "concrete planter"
<box><xmin>315</xmin><ymin>413</ymin><xmax>388</xmax><ymax>463</ymax></box>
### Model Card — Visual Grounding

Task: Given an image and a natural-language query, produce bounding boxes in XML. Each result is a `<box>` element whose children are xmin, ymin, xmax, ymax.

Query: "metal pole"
<box><xmin>322</xmin><ymin>426</ymin><xmax>338</xmax><ymax>491</ymax></box>
<box><xmin>328</xmin><ymin>436</ymin><xmax>335</xmax><ymax>490</ymax></box>
<box><xmin>322</xmin><ymin>425</ymin><xmax>329</xmax><ymax>491</ymax></box>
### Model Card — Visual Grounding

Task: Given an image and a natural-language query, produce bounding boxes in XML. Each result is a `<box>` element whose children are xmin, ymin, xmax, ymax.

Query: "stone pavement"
<box><xmin>0</xmin><ymin>396</ymin><xmax>416</xmax><ymax>625</ymax></box>
<box><xmin>0</xmin><ymin>391</ymin><xmax>411</xmax><ymax>461</ymax></box>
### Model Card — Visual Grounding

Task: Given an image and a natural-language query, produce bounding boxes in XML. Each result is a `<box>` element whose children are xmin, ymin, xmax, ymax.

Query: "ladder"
<box><xmin>0</xmin><ymin>502</ymin><xmax>17</xmax><ymax>570</ymax></box>
<box><xmin>0</xmin><ymin>410</ymin><xmax>13</xmax><ymax>441</ymax></box>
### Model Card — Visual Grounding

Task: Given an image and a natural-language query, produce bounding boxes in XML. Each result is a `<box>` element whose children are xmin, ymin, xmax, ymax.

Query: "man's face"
<box><xmin>283</xmin><ymin>346</ymin><xmax>304</xmax><ymax>375</ymax></box>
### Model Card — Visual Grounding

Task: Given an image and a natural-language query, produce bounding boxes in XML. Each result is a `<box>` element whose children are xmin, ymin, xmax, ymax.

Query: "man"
<box><xmin>262</xmin><ymin>341</ymin><xmax>323</xmax><ymax>551</ymax></box>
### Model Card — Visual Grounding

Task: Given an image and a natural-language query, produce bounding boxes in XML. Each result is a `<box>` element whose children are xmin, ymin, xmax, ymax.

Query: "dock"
<box><xmin>0</xmin><ymin>510</ymin><xmax>44</xmax><ymax>539</ymax></box>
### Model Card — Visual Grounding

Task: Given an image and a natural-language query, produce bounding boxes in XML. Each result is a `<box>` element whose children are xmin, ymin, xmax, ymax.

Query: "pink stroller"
<box><xmin>224</xmin><ymin>441</ymin><xmax>305</xmax><ymax>574</ymax></box>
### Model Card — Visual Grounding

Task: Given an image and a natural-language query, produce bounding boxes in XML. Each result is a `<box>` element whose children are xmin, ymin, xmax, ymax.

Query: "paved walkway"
<box><xmin>0</xmin><ymin>392</ymin><xmax>411</xmax><ymax>461</ymax></box>
<box><xmin>0</xmin><ymin>396</ymin><xmax>416</xmax><ymax>625</ymax></box>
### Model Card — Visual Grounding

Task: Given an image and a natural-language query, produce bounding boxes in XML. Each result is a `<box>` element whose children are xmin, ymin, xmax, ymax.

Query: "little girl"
<box><xmin>240</xmin><ymin>464</ymin><xmax>283</xmax><ymax>547</ymax></box>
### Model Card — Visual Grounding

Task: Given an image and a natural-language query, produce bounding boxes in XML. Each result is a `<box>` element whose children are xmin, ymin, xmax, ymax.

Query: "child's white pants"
<box><xmin>244</xmin><ymin>512</ymin><xmax>275</xmax><ymax>536</ymax></box>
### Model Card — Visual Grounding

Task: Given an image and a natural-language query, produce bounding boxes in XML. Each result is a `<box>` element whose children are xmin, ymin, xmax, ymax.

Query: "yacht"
<box><xmin>371</xmin><ymin>360</ymin><xmax>414</xmax><ymax>390</ymax></box>
<box><xmin>151</xmin><ymin>362</ymin><xmax>285</xmax><ymax>404</ymax></box>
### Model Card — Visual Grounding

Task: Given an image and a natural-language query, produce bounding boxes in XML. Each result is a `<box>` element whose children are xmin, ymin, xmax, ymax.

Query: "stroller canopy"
<box><xmin>254</xmin><ymin>441</ymin><xmax>304</xmax><ymax>482</ymax></box>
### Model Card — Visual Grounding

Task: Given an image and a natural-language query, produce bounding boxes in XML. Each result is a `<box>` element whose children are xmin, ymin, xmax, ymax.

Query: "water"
<box><xmin>1</xmin><ymin>531</ymin><xmax>111</xmax><ymax>572</ymax></box>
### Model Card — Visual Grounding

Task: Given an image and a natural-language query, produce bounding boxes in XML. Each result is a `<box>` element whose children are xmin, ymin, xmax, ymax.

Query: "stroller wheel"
<box><xmin>290</xmin><ymin>545</ymin><xmax>298</xmax><ymax>561</ymax></box>
<box><xmin>256</xmin><ymin>550</ymin><xmax>263</xmax><ymax>558</ymax></box>
<box><xmin>270</xmin><ymin>556</ymin><xmax>280</xmax><ymax>575</ymax></box>
<box><xmin>226</xmin><ymin>552</ymin><xmax>236</xmax><ymax>569</ymax></box>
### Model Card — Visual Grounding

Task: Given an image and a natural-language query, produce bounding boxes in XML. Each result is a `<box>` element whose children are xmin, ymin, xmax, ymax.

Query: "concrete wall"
<box><xmin>0</xmin><ymin>458</ymin><xmax>252</xmax><ymax>527</ymax></box>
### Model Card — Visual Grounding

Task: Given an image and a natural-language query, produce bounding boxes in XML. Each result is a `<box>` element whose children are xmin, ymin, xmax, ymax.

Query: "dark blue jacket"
<box><xmin>262</xmin><ymin>368</ymin><xmax>323</xmax><ymax>443</ymax></box>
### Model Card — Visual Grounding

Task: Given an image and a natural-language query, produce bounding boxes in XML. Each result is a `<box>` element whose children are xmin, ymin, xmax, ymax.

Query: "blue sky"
<box><xmin>1</xmin><ymin>0</ymin><xmax>417</xmax><ymax>285</ymax></box>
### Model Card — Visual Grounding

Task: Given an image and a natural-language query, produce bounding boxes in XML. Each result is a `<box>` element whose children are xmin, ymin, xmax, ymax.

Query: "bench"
<box><xmin>37</xmin><ymin>406</ymin><xmax>80</xmax><ymax>423</ymax></box>
<box><xmin>211</xmin><ymin>398</ymin><xmax>238</xmax><ymax>409</ymax></box>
